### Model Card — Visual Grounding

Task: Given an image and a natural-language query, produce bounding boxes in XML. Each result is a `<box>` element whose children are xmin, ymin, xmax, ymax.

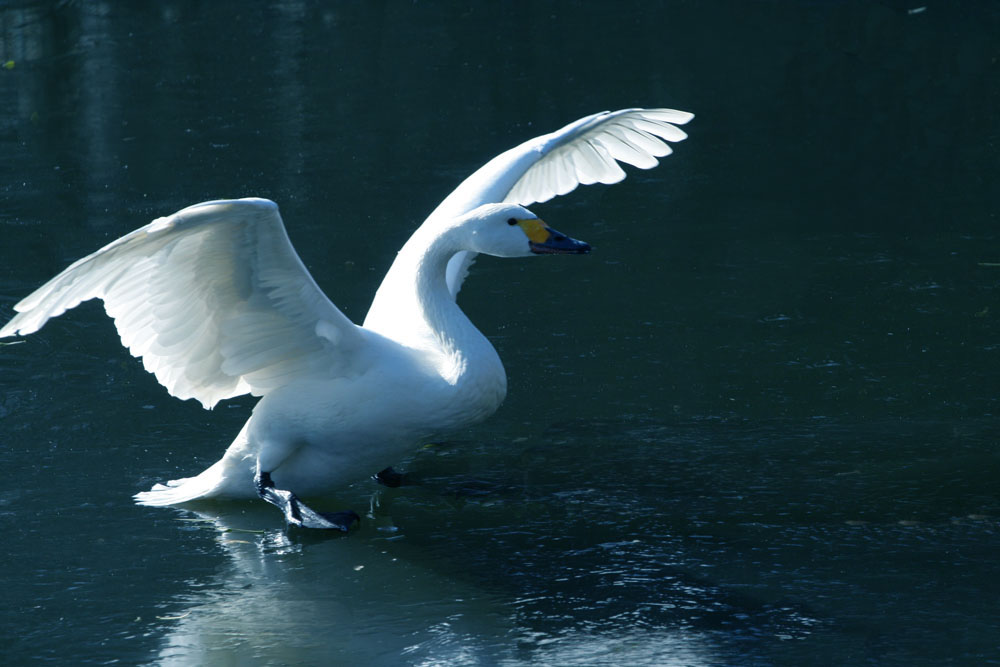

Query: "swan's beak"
<box><xmin>520</xmin><ymin>220</ymin><xmax>591</xmax><ymax>255</ymax></box>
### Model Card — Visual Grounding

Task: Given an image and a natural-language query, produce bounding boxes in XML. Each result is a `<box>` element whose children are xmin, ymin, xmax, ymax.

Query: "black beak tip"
<box><xmin>530</xmin><ymin>237</ymin><xmax>591</xmax><ymax>255</ymax></box>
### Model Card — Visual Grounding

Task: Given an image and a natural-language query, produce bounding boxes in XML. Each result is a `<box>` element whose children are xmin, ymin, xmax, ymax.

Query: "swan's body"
<box><xmin>0</xmin><ymin>108</ymin><xmax>692</xmax><ymax>525</ymax></box>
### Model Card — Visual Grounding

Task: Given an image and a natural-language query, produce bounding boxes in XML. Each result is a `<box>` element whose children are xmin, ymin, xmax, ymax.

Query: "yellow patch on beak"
<box><xmin>516</xmin><ymin>219</ymin><xmax>550</xmax><ymax>244</ymax></box>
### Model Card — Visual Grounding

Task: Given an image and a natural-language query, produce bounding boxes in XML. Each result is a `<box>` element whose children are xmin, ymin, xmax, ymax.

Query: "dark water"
<box><xmin>1</xmin><ymin>1</ymin><xmax>998</xmax><ymax>665</ymax></box>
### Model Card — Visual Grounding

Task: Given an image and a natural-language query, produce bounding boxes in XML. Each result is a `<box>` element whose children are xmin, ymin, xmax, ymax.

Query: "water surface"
<box><xmin>1</xmin><ymin>2</ymin><xmax>998</xmax><ymax>665</ymax></box>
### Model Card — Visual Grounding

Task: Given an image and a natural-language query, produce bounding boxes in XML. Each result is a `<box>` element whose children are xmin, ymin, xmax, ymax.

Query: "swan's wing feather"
<box><xmin>503</xmin><ymin>108</ymin><xmax>692</xmax><ymax>206</ymax></box>
<box><xmin>0</xmin><ymin>198</ymin><xmax>364</xmax><ymax>408</ymax></box>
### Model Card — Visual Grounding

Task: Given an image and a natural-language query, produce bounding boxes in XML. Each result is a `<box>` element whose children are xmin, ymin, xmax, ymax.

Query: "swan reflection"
<box><xmin>153</xmin><ymin>499</ymin><xmax>513</xmax><ymax>665</ymax></box>
<box><xmin>150</xmin><ymin>497</ymin><xmax>721</xmax><ymax>666</ymax></box>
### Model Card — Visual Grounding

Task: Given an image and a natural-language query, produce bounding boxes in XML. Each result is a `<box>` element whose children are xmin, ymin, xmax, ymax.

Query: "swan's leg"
<box><xmin>372</xmin><ymin>466</ymin><xmax>406</xmax><ymax>488</ymax></box>
<box><xmin>254</xmin><ymin>464</ymin><xmax>359</xmax><ymax>531</ymax></box>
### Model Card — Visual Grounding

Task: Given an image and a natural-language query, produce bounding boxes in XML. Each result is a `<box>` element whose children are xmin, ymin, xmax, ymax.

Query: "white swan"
<box><xmin>0</xmin><ymin>108</ymin><xmax>692</xmax><ymax>529</ymax></box>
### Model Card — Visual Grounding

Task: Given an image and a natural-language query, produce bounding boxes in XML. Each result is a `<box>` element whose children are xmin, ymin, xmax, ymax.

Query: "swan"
<box><xmin>0</xmin><ymin>108</ymin><xmax>693</xmax><ymax>530</ymax></box>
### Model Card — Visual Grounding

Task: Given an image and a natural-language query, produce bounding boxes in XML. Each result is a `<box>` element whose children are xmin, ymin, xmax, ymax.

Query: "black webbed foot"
<box><xmin>255</xmin><ymin>469</ymin><xmax>359</xmax><ymax>532</ymax></box>
<box><xmin>290</xmin><ymin>506</ymin><xmax>361</xmax><ymax>532</ymax></box>
<box><xmin>372</xmin><ymin>466</ymin><xmax>406</xmax><ymax>488</ymax></box>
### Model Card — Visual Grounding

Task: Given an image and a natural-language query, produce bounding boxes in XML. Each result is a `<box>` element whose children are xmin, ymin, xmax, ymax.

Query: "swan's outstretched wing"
<box><xmin>0</xmin><ymin>198</ymin><xmax>365</xmax><ymax>409</ymax></box>
<box><xmin>502</xmin><ymin>108</ymin><xmax>694</xmax><ymax>206</ymax></box>
<box><xmin>429</xmin><ymin>108</ymin><xmax>693</xmax><ymax>295</ymax></box>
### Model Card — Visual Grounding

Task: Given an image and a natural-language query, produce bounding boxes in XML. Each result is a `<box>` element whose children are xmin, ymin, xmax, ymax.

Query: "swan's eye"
<box><xmin>507</xmin><ymin>218</ymin><xmax>518</xmax><ymax>226</ymax></box>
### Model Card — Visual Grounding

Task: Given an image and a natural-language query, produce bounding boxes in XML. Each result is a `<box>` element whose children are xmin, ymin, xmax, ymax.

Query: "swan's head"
<box><xmin>461</xmin><ymin>203</ymin><xmax>591</xmax><ymax>258</ymax></box>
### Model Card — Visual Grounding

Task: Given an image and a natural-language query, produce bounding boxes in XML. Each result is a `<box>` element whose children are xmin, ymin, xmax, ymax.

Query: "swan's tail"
<box><xmin>134</xmin><ymin>459</ymin><xmax>231</xmax><ymax>506</ymax></box>
<box><xmin>135</xmin><ymin>421</ymin><xmax>256</xmax><ymax>506</ymax></box>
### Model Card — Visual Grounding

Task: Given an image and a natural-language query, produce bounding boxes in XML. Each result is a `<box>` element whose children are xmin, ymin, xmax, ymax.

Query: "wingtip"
<box><xmin>644</xmin><ymin>108</ymin><xmax>695</xmax><ymax>125</ymax></box>
<box><xmin>0</xmin><ymin>315</ymin><xmax>28</xmax><ymax>340</ymax></box>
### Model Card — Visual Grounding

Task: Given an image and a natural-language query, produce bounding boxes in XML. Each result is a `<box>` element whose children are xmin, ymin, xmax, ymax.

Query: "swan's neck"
<box><xmin>363</xmin><ymin>224</ymin><xmax>505</xmax><ymax>390</ymax></box>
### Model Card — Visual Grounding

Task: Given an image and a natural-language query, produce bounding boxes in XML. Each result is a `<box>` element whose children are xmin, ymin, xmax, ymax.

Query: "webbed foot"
<box><xmin>255</xmin><ymin>469</ymin><xmax>359</xmax><ymax>531</ymax></box>
<box><xmin>372</xmin><ymin>466</ymin><xmax>406</xmax><ymax>488</ymax></box>
<box><xmin>291</xmin><ymin>506</ymin><xmax>361</xmax><ymax>531</ymax></box>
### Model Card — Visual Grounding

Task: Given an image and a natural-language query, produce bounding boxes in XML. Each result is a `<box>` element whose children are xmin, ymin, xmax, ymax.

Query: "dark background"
<box><xmin>1</xmin><ymin>2</ymin><xmax>997</xmax><ymax>665</ymax></box>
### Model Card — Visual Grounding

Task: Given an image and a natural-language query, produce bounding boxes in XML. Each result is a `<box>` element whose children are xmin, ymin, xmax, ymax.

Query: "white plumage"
<box><xmin>0</xmin><ymin>108</ymin><xmax>692</xmax><ymax>520</ymax></box>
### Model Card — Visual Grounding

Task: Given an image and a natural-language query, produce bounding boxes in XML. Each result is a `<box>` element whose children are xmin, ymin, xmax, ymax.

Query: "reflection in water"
<box><xmin>158</xmin><ymin>538</ymin><xmax>460</xmax><ymax>662</ymax></box>
<box><xmin>153</xmin><ymin>504</ymin><xmax>511</xmax><ymax>665</ymax></box>
<box><xmin>151</xmin><ymin>502</ymin><xmax>721</xmax><ymax>666</ymax></box>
